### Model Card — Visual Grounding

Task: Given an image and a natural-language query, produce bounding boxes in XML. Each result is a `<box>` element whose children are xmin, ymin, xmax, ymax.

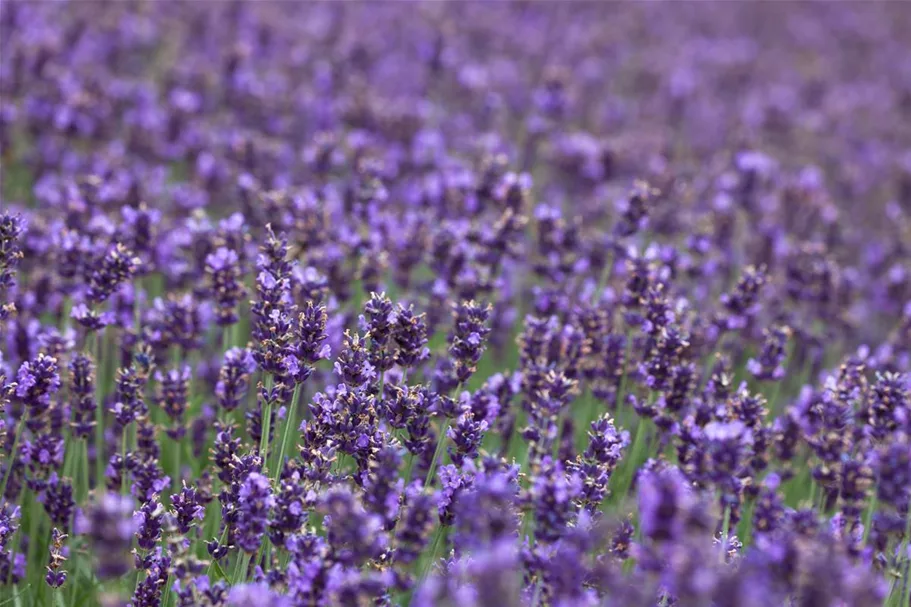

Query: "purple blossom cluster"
<box><xmin>1</xmin><ymin>2</ymin><xmax>911</xmax><ymax>606</ymax></box>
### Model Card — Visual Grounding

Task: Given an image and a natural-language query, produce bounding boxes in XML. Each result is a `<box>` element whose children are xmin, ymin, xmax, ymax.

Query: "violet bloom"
<box><xmin>86</xmin><ymin>242</ymin><xmax>141</xmax><ymax>304</ymax></box>
<box><xmin>334</xmin><ymin>331</ymin><xmax>376</xmax><ymax>390</ymax></box>
<box><xmin>621</xmin><ymin>254</ymin><xmax>654</xmax><ymax>312</ymax></box>
<box><xmin>873</xmin><ymin>438</ymin><xmax>911</xmax><ymax>509</ymax></box>
<box><xmin>641</xmin><ymin>326</ymin><xmax>690</xmax><ymax>392</ymax></box>
<box><xmin>320</xmin><ymin>487</ymin><xmax>387</xmax><ymax>567</ymax></box>
<box><xmin>45</xmin><ymin>527</ymin><xmax>67</xmax><ymax>588</ymax></box>
<box><xmin>250</xmin><ymin>226</ymin><xmax>294</xmax><ymax>343</ymax></box>
<box><xmin>529</xmin><ymin>457</ymin><xmax>581</xmax><ymax>544</ymax></box>
<box><xmin>614</xmin><ymin>180</ymin><xmax>657</xmax><ymax>238</ymax></box>
<box><xmin>38</xmin><ymin>473</ymin><xmax>75</xmax><ymax>530</ymax></box>
<box><xmin>136</xmin><ymin>417</ymin><xmax>160</xmax><ymax>461</ymax></box>
<box><xmin>703</xmin><ymin>420</ymin><xmax>753</xmax><ymax>487</ymax></box>
<box><xmin>235</xmin><ymin>472</ymin><xmax>275</xmax><ymax>553</ymax></box>
<box><xmin>639</xmin><ymin>465</ymin><xmax>703</xmax><ymax>543</ymax></box>
<box><xmin>156</xmin><ymin>365</ymin><xmax>191</xmax><ymax>438</ymax></box>
<box><xmin>447</xmin><ymin>410</ymin><xmax>488</xmax><ymax>466</ymax></box>
<box><xmin>172</xmin><ymin>575</ymin><xmax>226</xmax><ymax>606</ymax></box>
<box><xmin>205</xmin><ymin>247</ymin><xmax>245</xmax><ymax>326</ymax></box>
<box><xmin>216</xmin><ymin>348</ymin><xmax>257</xmax><ymax>412</ymax></box>
<box><xmin>751</xmin><ymin>479</ymin><xmax>786</xmax><ymax>535</ymax></box>
<box><xmin>148</xmin><ymin>294</ymin><xmax>206</xmax><ymax>351</ymax></box>
<box><xmin>571</xmin><ymin>414</ymin><xmax>629</xmax><ymax>511</ymax></box>
<box><xmin>269</xmin><ymin>464</ymin><xmax>312</xmax><ymax>548</ymax></box>
<box><xmin>253</xmin><ymin>305</ymin><xmax>294</xmax><ymax>377</ymax></box>
<box><xmin>747</xmin><ymin>324</ymin><xmax>791</xmax><ymax>381</ymax></box>
<box><xmin>69</xmin><ymin>302</ymin><xmax>114</xmax><ymax>333</ymax></box>
<box><xmin>130</xmin><ymin>552</ymin><xmax>169</xmax><ymax>607</ymax></box>
<box><xmin>16</xmin><ymin>353</ymin><xmax>61</xmax><ymax>418</ymax></box>
<box><xmin>415</xmin><ymin>538</ymin><xmax>521</xmax><ymax>607</ymax></box>
<box><xmin>452</xmin><ymin>468</ymin><xmax>520</xmax><ymax>553</ymax></box>
<box><xmin>290</xmin><ymin>301</ymin><xmax>331</xmax><ymax>382</ymax></box>
<box><xmin>110</xmin><ymin>365</ymin><xmax>146</xmax><ymax>428</ymax></box>
<box><xmin>838</xmin><ymin>459</ymin><xmax>873</xmax><ymax>519</ymax></box>
<box><xmin>130</xmin><ymin>457</ymin><xmax>171</xmax><ymax>505</ymax></box>
<box><xmin>323</xmin><ymin>566</ymin><xmax>393</xmax><ymax>606</ymax></box>
<box><xmin>609</xmin><ymin>517</ymin><xmax>635</xmax><ymax>561</ymax></box>
<box><xmin>120</xmin><ymin>203</ymin><xmax>160</xmax><ymax>264</ymax></box>
<box><xmin>227</xmin><ymin>582</ymin><xmax>291</xmax><ymax>607</ymax></box>
<box><xmin>395</xmin><ymin>483</ymin><xmax>438</xmax><ymax>565</ymax></box>
<box><xmin>0</xmin><ymin>502</ymin><xmax>21</xmax><ymax>573</ymax></box>
<box><xmin>665</xmin><ymin>361</ymin><xmax>697</xmax><ymax>415</ymax></box>
<box><xmin>718</xmin><ymin>264</ymin><xmax>767</xmax><ymax>330</ymax></box>
<box><xmin>68</xmin><ymin>353</ymin><xmax>96</xmax><ymax>438</ymax></box>
<box><xmin>212</xmin><ymin>422</ymin><xmax>242</xmax><ymax>484</ymax></box>
<box><xmin>0</xmin><ymin>212</ymin><xmax>25</xmax><ymax>299</ymax></box>
<box><xmin>74</xmin><ymin>492</ymin><xmax>137</xmax><ymax>580</ymax></box>
<box><xmin>447</xmin><ymin>300</ymin><xmax>493</xmax><ymax>386</ymax></box>
<box><xmin>171</xmin><ymin>484</ymin><xmax>205</xmax><ymax>534</ymax></box>
<box><xmin>23</xmin><ymin>431</ymin><xmax>65</xmax><ymax>478</ymax></box>
<box><xmin>641</xmin><ymin>283</ymin><xmax>675</xmax><ymax>336</ymax></box>
<box><xmin>362</xmin><ymin>292</ymin><xmax>396</xmax><ymax>374</ymax></box>
<box><xmin>392</xmin><ymin>304</ymin><xmax>429</xmax><ymax>369</ymax></box>
<box><xmin>297</xmin><ymin>411</ymin><xmax>336</xmax><ymax>485</ymax></box>
<box><xmin>134</xmin><ymin>499</ymin><xmax>164</xmax><ymax>551</ymax></box>
<box><xmin>361</xmin><ymin>445</ymin><xmax>403</xmax><ymax>529</ymax></box>
<box><xmin>785</xmin><ymin>242</ymin><xmax>838</xmax><ymax>306</ymax></box>
<box><xmin>867</xmin><ymin>372</ymin><xmax>909</xmax><ymax>440</ymax></box>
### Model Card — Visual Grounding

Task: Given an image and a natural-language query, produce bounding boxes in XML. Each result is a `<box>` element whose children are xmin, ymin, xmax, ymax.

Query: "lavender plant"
<box><xmin>1</xmin><ymin>2</ymin><xmax>911</xmax><ymax>606</ymax></box>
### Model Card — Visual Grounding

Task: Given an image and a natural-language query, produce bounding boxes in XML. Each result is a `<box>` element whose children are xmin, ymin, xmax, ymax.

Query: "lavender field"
<box><xmin>2</xmin><ymin>2</ymin><xmax>911</xmax><ymax>606</ymax></box>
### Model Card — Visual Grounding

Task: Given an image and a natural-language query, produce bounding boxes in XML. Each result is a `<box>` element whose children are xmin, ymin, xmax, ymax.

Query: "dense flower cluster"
<box><xmin>1</xmin><ymin>2</ymin><xmax>911</xmax><ymax>606</ymax></box>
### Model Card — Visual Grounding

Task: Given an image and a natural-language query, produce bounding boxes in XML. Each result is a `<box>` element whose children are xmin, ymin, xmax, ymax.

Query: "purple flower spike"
<box><xmin>236</xmin><ymin>472</ymin><xmax>275</xmax><ymax>554</ymax></box>
<box><xmin>74</xmin><ymin>492</ymin><xmax>136</xmax><ymax>580</ymax></box>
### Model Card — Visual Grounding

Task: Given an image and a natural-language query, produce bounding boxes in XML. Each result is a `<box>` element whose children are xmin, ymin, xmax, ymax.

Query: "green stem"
<box><xmin>161</xmin><ymin>572</ymin><xmax>172</xmax><ymax>607</ymax></box>
<box><xmin>200</xmin><ymin>500</ymin><xmax>218</xmax><ymax>559</ymax></box>
<box><xmin>120</xmin><ymin>428</ymin><xmax>129</xmax><ymax>496</ymax></box>
<box><xmin>552</xmin><ymin>406</ymin><xmax>569</xmax><ymax>459</ymax></box>
<box><xmin>423</xmin><ymin>383</ymin><xmax>461</xmax><ymax>488</ymax></box>
<box><xmin>897</xmin><ymin>505</ymin><xmax>911</xmax><ymax>607</ymax></box>
<box><xmin>131</xmin><ymin>553</ymin><xmax>145</xmax><ymax>602</ymax></box>
<box><xmin>530</xmin><ymin>580</ymin><xmax>543</xmax><ymax>607</ymax></box>
<box><xmin>591</xmin><ymin>250</ymin><xmax>615</xmax><ymax>305</ymax></box>
<box><xmin>66</xmin><ymin>534</ymin><xmax>79</xmax><ymax>606</ymax></box>
<box><xmin>615</xmin><ymin>329</ymin><xmax>634</xmax><ymax>412</ymax></box>
<box><xmin>517</xmin><ymin>443</ymin><xmax>531</xmax><ymax>476</ymax></box>
<box><xmin>273</xmin><ymin>383</ymin><xmax>302</xmax><ymax>483</ymax></box>
<box><xmin>0</xmin><ymin>585</ymin><xmax>29</xmax><ymax>607</ymax></box>
<box><xmin>79</xmin><ymin>439</ymin><xmax>89</xmax><ymax>502</ymax></box>
<box><xmin>611</xmin><ymin>411</ymin><xmax>650</xmax><ymax>505</ymax></box>
<box><xmin>419</xmin><ymin>525</ymin><xmax>445</xmax><ymax>582</ymax></box>
<box><xmin>254</xmin><ymin>538</ymin><xmax>272</xmax><ymax>583</ymax></box>
<box><xmin>259</xmin><ymin>375</ymin><xmax>274</xmax><ymax>467</ymax></box>
<box><xmin>424</xmin><ymin>419</ymin><xmax>451</xmax><ymax>488</ymax></box>
<box><xmin>210</xmin><ymin>557</ymin><xmax>229</xmax><ymax>582</ymax></box>
<box><xmin>720</xmin><ymin>504</ymin><xmax>732</xmax><ymax>564</ymax></box>
<box><xmin>25</xmin><ymin>503</ymin><xmax>40</xmax><ymax>578</ymax></box>
<box><xmin>0</xmin><ymin>418</ymin><xmax>25</xmax><ymax>499</ymax></box>
<box><xmin>3</xmin><ymin>491</ymin><xmax>24</xmax><ymax>586</ymax></box>
<box><xmin>205</xmin><ymin>526</ymin><xmax>230</xmax><ymax>579</ymax></box>
<box><xmin>233</xmin><ymin>552</ymin><xmax>252</xmax><ymax>585</ymax></box>
<box><xmin>863</xmin><ymin>483</ymin><xmax>879</xmax><ymax>546</ymax></box>
<box><xmin>94</xmin><ymin>334</ymin><xmax>106</xmax><ymax>487</ymax></box>
<box><xmin>402</xmin><ymin>452</ymin><xmax>416</xmax><ymax>487</ymax></box>
<box><xmin>520</xmin><ymin>508</ymin><xmax>534</xmax><ymax>545</ymax></box>
<box><xmin>173</xmin><ymin>435</ymin><xmax>181</xmax><ymax>486</ymax></box>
